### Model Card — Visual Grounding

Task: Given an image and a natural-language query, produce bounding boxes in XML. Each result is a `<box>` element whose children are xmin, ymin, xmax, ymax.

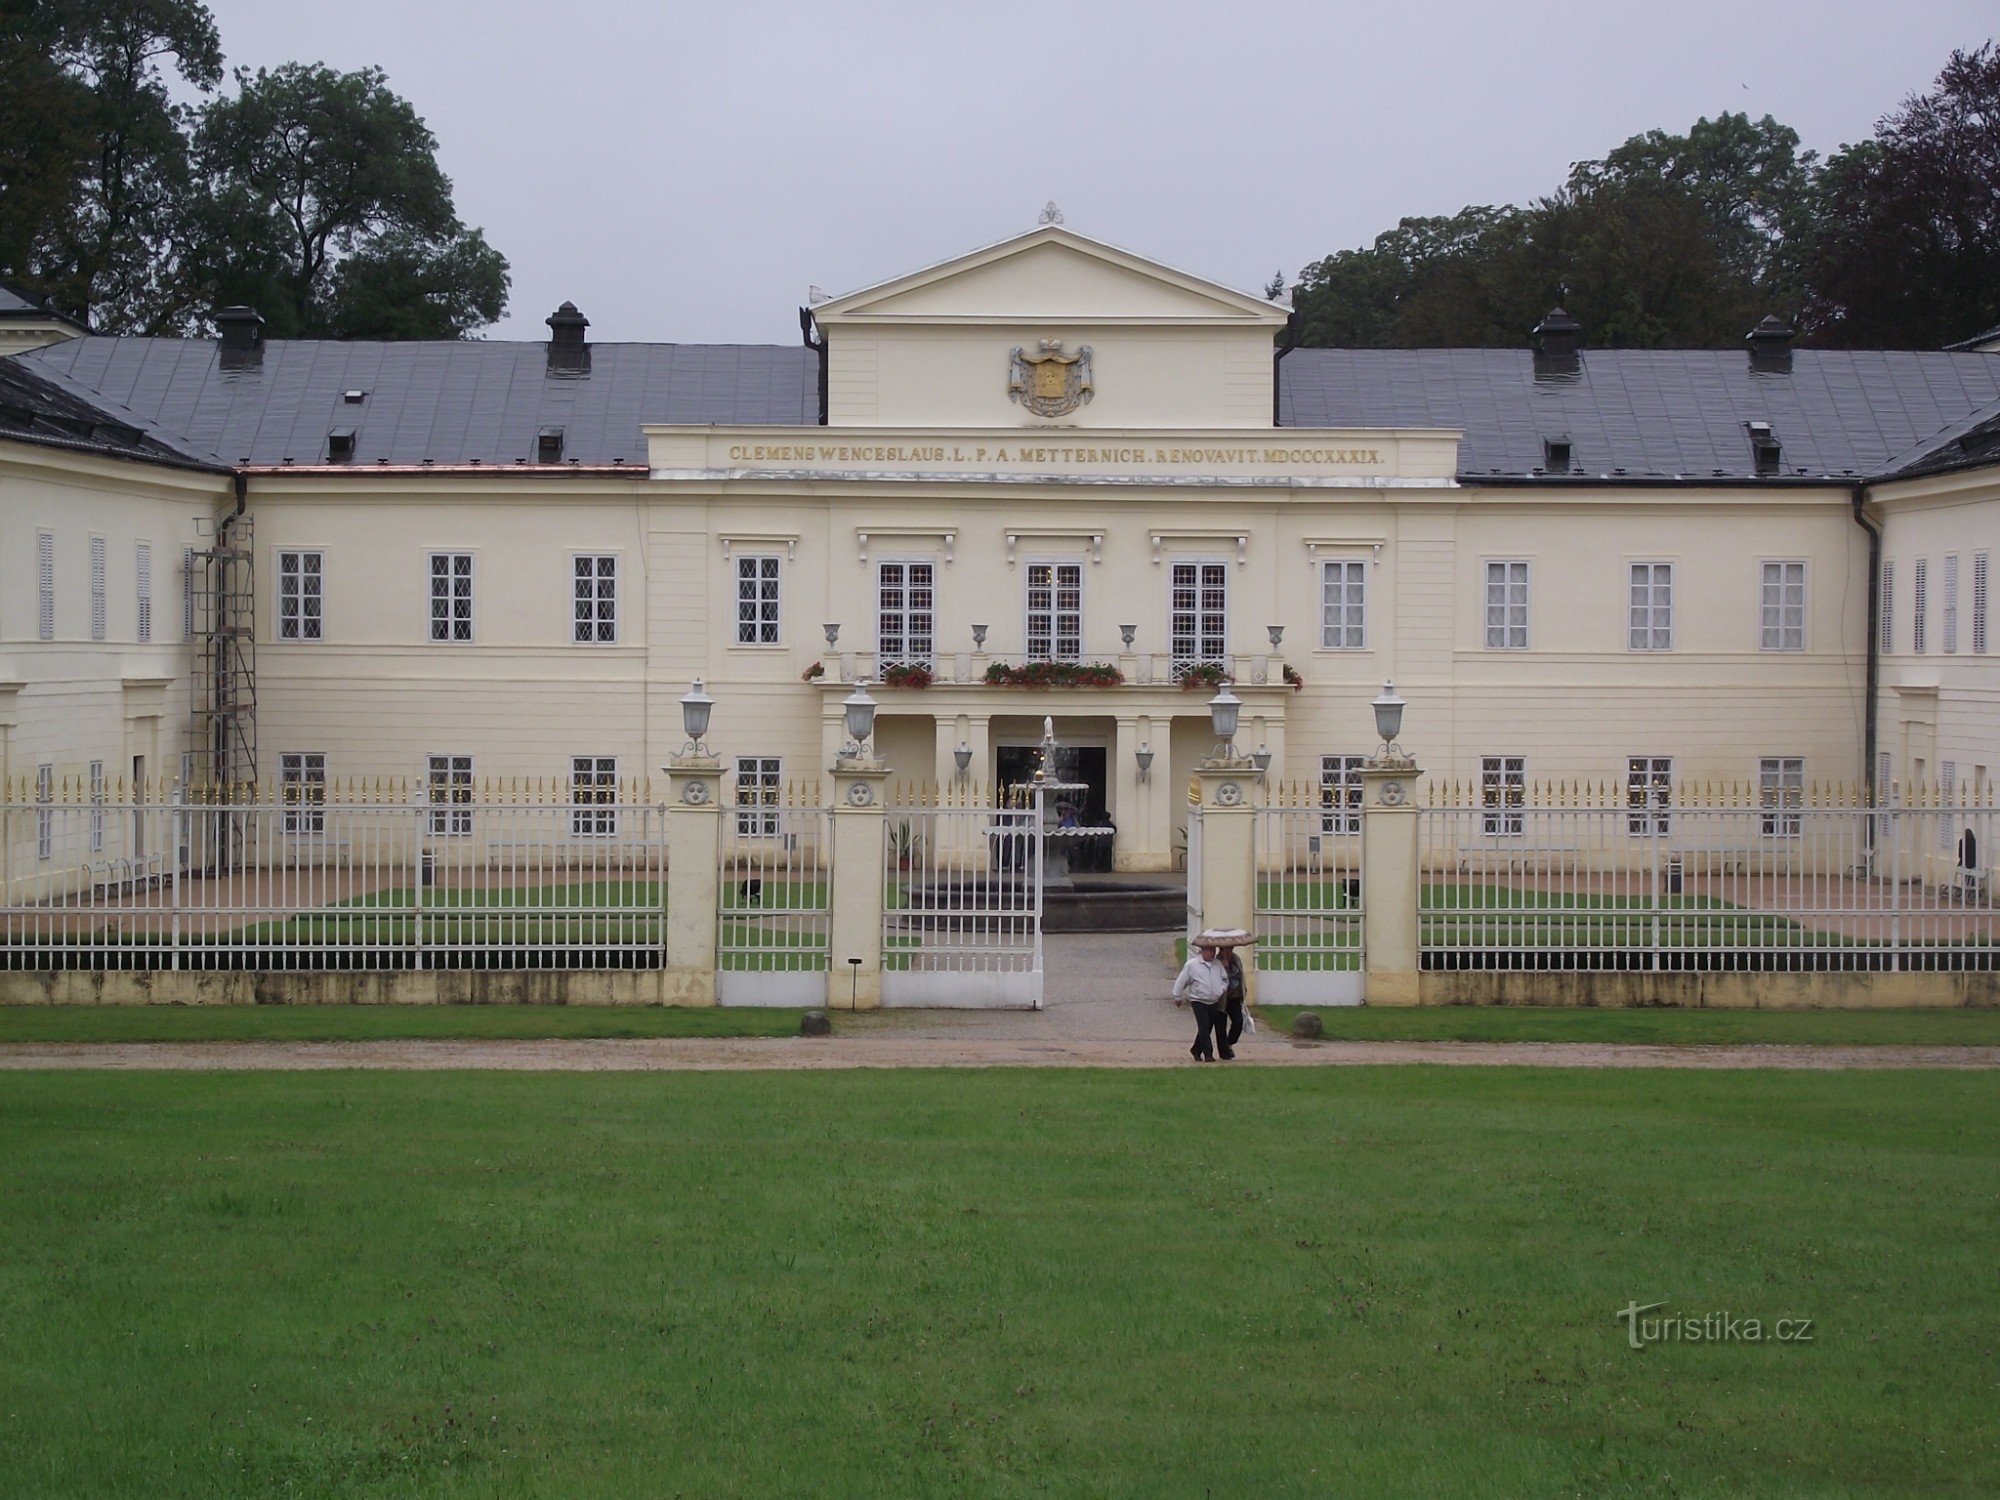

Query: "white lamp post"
<box><xmin>841</xmin><ymin>682</ymin><xmax>878</xmax><ymax>760</ymax></box>
<box><xmin>679</xmin><ymin>678</ymin><xmax>716</xmax><ymax>756</ymax></box>
<box><xmin>1207</xmin><ymin>683</ymin><xmax>1242</xmax><ymax>760</ymax></box>
<box><xmin>1371</xmin><ymin>679</ymin><xmax>1408</xmax><ymax>761</ymax></box>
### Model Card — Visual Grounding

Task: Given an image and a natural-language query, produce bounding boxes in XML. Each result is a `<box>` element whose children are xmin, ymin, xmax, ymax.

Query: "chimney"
<box><xmin>216</xmin><ymin>305</ymin><xmax>264</xmax><ymax>369</ymax></box>
<box><xmin>546</xmin><ymin>301</ymin><xmax>590</xmax><ymax>375</ymax></box>
<box><xmin>1746</xmin><ymin>314</ymin><xmax>1795</xmax><ymax>373</ymax></box>
<box><xmin>1532</xmin><ymin>306</ymin><xmax>1583</xmax><ymax>376</ymax></box>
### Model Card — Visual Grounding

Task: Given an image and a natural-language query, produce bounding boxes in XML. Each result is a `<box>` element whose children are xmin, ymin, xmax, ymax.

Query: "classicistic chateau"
<box><xmin>2</xmin><ymin>218</ymin><xmax>1998</xmax><ymax>875</ymax></box>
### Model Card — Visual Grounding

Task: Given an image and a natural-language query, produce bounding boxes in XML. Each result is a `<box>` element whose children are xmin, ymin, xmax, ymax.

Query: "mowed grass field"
<box><xmin>2</xmin><ymin>1070</ymin><xmax>1996</xmax><ymax>1497</ymax></box>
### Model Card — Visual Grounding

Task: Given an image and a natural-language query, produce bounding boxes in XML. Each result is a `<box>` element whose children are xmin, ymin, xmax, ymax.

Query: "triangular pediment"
<box><xmin>811</xmin><ymin>226</ymin><xmax>1290</xmax><ymax>327</ymax></box>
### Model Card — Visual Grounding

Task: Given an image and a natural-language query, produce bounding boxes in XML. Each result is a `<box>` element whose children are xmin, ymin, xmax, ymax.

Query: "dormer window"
<box><xmin>537</xmin><ymin>426</ymin><xmax>565</xmax><ymax>463</ymax></box>
<box><xmin>1542</xmin><ymin>436</ymin><xmax>1572</xmax><ymax>472</ymax></box>
<box><xmin>326</xmin><ymin>428</ymin><xmax>356</xmax><ymax>463</ymax></box>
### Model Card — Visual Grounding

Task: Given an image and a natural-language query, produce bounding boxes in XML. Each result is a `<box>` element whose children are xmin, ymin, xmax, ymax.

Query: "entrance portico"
<box><xmin>818</xmin><ymin>680</ymin><xmax>1291</xmax><ymax>871</ymax></box>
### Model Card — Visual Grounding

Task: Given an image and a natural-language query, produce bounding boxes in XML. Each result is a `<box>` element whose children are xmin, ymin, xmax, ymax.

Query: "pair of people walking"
<box><xmin>1174</xmin><ymin>930</ymin><xmax>1249</xmax><ymax>1061</ymax></box>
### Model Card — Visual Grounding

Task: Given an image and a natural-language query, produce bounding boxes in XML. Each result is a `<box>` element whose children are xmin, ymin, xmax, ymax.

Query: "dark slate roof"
<box><xmin>0</xmin><ymin>356</ymin><xmax>223</xmax><ymax>471</ymax></box>
<box><xmin>1279</xmin><ymin>348</ymin><xmax>2000</xmax><ymax>481</ymax></box>
<box><xmin>19</xmin><ymin>337</ymin><xmax>820</xmax><ymax>466</ymax></box>
<box><xmin>0</xmin><ymin>279</ymin><xmax>86</xmax><ymax>328</ymax></box>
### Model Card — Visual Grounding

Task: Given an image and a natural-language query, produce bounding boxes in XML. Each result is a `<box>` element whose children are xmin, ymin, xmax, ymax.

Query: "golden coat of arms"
<box><xmin>1008</xmin><ymin>339</ymin><xmax>1094</xmax><ymax>417</ymax></box>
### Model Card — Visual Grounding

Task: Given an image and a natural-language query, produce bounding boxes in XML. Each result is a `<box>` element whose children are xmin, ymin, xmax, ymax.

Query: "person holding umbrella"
<box><xmin>1176</xmin><ymin>928</ymin><xmax>1254</xmax><ymax>1061</ymax></box>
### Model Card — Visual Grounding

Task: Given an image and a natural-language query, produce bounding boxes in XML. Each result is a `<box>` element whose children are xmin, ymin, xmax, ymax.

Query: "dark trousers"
<box><xmin>1222</xmin><ymin>995</ymin><xmax>1245</xmax><ymax>1049</ymax></box>
<box><xmin>1190</xmin><ymin>1000</ymin><xmax>1225</xmax><ymax>1060</ymax></box>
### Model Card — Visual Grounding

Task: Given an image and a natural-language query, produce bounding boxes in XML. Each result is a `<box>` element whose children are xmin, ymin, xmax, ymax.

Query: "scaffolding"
<box><xmin>187</xmin><ymin>514</ymin><xmax>257</xmax><ymax>869</ymax></box>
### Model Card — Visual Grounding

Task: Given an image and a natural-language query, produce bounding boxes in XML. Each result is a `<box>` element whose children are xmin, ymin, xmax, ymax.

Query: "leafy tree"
<box><xmin>1808</xmin><ymin>44</ymin><xmax>2000</xmax><ymax>347</ymax></box>
<box><xmin>1290</xmin><ymin>206</ymin><xmax>1523</xmax><ymax>346</ymax></box>
<box><xmin>191</xmin><ymin>61</ymin><xmax>507</xmax><ymax>337</ymax></box>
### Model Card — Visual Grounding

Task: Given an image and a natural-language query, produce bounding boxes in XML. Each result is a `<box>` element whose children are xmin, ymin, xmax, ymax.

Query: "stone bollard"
<box><xmin>1290</xmin><ymin>1010</ymin><xmax>1324</xmax><ymax>1039</ymax></box>
<box><xmin>800</xmin><ymin>1010</ymin><xmax>832</xmax><ymax>1037</ymax></box>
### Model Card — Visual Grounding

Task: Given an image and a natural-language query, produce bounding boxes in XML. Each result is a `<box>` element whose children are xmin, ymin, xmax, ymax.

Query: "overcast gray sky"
<box><xmin>200</xmin><ymin>0</ymin><xmax>1992</xmax><ymax>346</ymax></box>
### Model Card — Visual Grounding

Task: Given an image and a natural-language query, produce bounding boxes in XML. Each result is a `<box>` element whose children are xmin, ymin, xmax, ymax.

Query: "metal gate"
<box><xmin>717</xmin><ymin>796</ymin><xmax>830</xmax><ymax>1005</ymax></box>
<box><xmin>882</xmin><ymin>782</ymin><xmax>1043</xmax><ymax>1008</ymax></box>
<box><xmin>1254</xmin><ymin>784</ymin><xmax>1365</xmax><ymax>1004</ymax></box>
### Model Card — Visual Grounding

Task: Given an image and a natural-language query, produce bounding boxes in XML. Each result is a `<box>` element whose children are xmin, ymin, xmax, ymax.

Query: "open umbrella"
<box><xmin>1193</xmin><ymin>927</ymin><xmax>1256</xmax><ymax>947</ymax></box>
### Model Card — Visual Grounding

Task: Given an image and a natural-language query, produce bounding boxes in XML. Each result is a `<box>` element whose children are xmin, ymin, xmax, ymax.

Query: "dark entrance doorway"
<box><xmin>995</xmin><ymin>744</ymin><xmax>1112</xmax><ymax>871</ymax></box>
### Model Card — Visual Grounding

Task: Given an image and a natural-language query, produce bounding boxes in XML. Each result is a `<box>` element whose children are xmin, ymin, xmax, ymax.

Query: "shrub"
<box><xmin>981</xmin><ymin>660</ymin><xmax>1126</xmax><ymax>688</ymax></box>
<box><xmin>1178</xmin><ymin>662</ymin><xmax>1231</xmax><ymax>692</ymax></box>
<box><xmin>801</xmin><ymin>661</ymin><xmax>826</xmax><ymax>682</ymax></box>
<box><xmin>880</xmin><ymin>663</ymin><xmax>934</xmax><ymax>688</ymax></box>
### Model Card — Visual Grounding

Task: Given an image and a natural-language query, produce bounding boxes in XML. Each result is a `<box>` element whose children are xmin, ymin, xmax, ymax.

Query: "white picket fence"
<box><xmin>1255</xmin><ymin>788</ymin><xmax>1364</xmax><ymax>1003</ymax></box>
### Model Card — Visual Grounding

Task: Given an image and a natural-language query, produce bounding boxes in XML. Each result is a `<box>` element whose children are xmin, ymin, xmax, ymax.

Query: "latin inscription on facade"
<box><xmin>722</xmin><ymin>443</ymin><xmax>1385</xmax><ymax>468</ymax></box>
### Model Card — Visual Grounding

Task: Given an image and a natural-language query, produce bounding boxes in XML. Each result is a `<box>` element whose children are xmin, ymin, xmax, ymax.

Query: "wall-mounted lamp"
<box><xmin>1119</xmin><ymin>623</ymin><xmax>1137</xmax><ymax>647</ymax></box>
<box><xmin>679</xmin><ymin>678</ymin><xmax>716</xmax><ymax>755</ymax></box>
<box><xmin>822</xmin><ymin>622</ymin><xmax>841</xmax><ymax>649</ymax></box>
<box><xmin>1135</xmin><ymin>743</ymin><xmax>1154</xmax><ymax>781</ymax></box>
<box><xmin>953</xmin><ymin>741</ymin><xmax>972</xmax><ymax>777</ymax></box>
<box><xmin>1267</xmin><ymin>624</ymin><xmax>1285</xmax><ymax>649</ymax></box>
<box><xmin>971</xmin><ymin>623</ymin><xmax>989</xmax><ymax>649</ymax></box>
<box><xmin>1250</xmin><ymin>745</ymin><xmax>1273</xmax><ymax>774</ymax></box>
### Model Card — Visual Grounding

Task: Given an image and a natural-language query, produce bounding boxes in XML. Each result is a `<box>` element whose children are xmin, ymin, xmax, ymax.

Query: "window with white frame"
<box><xmin>1913</xmin><ymin>557</ymin><xmax>1928</xmax><ymax>653</ymax></box>
<box><xmin>135</xmin><ymin>542</ymin><xmax>151</xmax><ymax>643</ymax></box>
<box><xmin>1626</xmin><ymin>756</ymin><xmax>1672</xmax><ymax>835</ymax></box>
<box><xmin>38</xmin><ymin>530</ymin><xmax>55</xmax><ymax>640</ymax></box>
<box><xmin>1319</xmin><ymin>754</ymin><xmax>1366</xmax><ymax>834</ymax></box>
<box><xmin>1758</xmin><ymin>756</ymin><xmax>1804</xmax><ymax>837</ymax></box>
<box><xmin>1170</xmin><ymin>560</ymin><xmax>1228</xmax><ymax>674</ymax></box>
<box><xmin>280</xmin><ymin>752</ymin><xmax>327</xmax><ymax>835</ymax></box>
<box><xmin>1759</xmin><ymin>561</ymin><xmax>1805</xmax><ymax>651</ymax></box>
<box><xmin>1976</xmin><ymin>552</ymin><xmax>1989</xmax><ymax>655</ymax></box>
<box><xmin>571</xmin><ymin>755</ymin><xmax>617</xmax><ymax>837</ymax></box>
<box><xmin>88</xmin><ymin>760</ymin><xmax>104</xmax><ymax>852</ymax></box>
<box><xmin>426</xmin><ymin>753</ymin><xmax>473</xmax><ymax>835</ymax></box>
<box><xmin>1480</xmin><ymin>755</ymin><xmax>1526</xmax><ymax>836</ymax></box>
<box><xmin>278</xmin><ymin>550</ymin><xmax>324</xmax><ymax>641</ymax></box>
<box><xmin>428</xmin><ymin>552</ymin><xmax>474</xmax><ymax>642</ymax></box>
<box><xmin>1628</xmin><ymin>563</ymin><xmax>1672</xmax><ymax>651</ymax></box>
<box><xmin>734</xmin><ymin>554</ymin><xmax>780</xmax><ymax>645</ymax></box>
<box><xmin>573</xmin><ymin>554</ymin><xmax>617</xmax><ymax>643</ymax></box>
<box><xmin>1880</xmin><ymin>560</ymin><xmax>1894</xmax><ymax>652</ymax></box>
<box><xmin>1025</xmin><ymin>561</ymin><xmax>1083</xmax><ymax>662</ymax></box>
<box><xmin>36</xmin><ymin>764</ymin><xmax>52</xmax><ymax>860</ymax></box>
<box><xmin>877</xmin><ymin>561</ymin><xmax>935</xmax><ymax>668</ymax></box>
<box><xmin>735</xmin><ymin>756</ymin><xmax>782</xmax><ymax>837</ymax></box>
<box><xmin>1484</xmin><ymin>560</ymin><xmax>1529</xmax><ymax>649</ymax></box>
<box><xmin>1943</xmin><ymin>553</ymin><xmax>1959</xmax><ymax>654</ymax></box>
<box><xmin>89</xmin><ymin>534</ymin><xmax>106</xmax><ymax>641</ymax></box>
<box><xmin>1320</xmin><ymin>559</ymin><xmax>1366</xmax><ymax>649</ymax></box>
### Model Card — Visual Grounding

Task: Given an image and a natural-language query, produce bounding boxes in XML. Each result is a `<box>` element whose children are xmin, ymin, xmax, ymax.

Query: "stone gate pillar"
<box><xmin>1359</xmin><ymin>757</ymin><xmax>1425</xmax><ymax>1005</ymax></box>
<box><xmin>827</xmin><ymin>756</ymin><xmax>892</xmax><ymax>1009</ymax></box>
<box><xmin>662</xmin><ymin>755</ymin><xmax>724</xmax><ymax>1005</ymax></box>
<box><xmin>1194</xmin><ymin>756</ymin><xmax>1262</xmax><ymax>998</ymax></box>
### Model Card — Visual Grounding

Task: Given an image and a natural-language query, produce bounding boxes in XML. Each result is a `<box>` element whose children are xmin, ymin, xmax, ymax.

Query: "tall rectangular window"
<box><xmin>135</xmin><ymin>542</ymin><xmax>151</xmax><ymax>643</ymax></box>
<box><xmin>1320</xmin><ymin>559</ymin><xmax>1366</xmax><ymax>649</ymax></box>
<box><xmin>1759</xmin><ymin>757</ymin><xmax>1804</xmax><ymax>837</ymax></box>
<box><xmin>1759</xmin><ymin>561</ymin><xmax>1805</xmax><ymax>651</ymax></box>
<box><xmin>426</xmin><ymin>753</ymin><xmax>473</xmax><ymax>835</ymax></box>
<box><xmin>1880</xmin><ymin>560</ymin><xmax>1894</xmax><ymax>652</ymax></box>
<box><xmin>1484</xmin><ymin>560</ymin><xmax>1529</xmax><ymax>649</ymax></box>
<box><xmin>428</xmin><ymin>552</ymin><xmax>474</xmax><ymax>643</ymax></box>
<box><xmin>1170</xmin><ymin>560</ymin><xmax>1228</xmax><ymax>675</ymax></box>
<box><xmin>37</xmin><ymin>531</ymin><xmax>54</xmax><ymax>640</ymax></box>
<box><xmin>1626</xmin><ymin>756</ymin><xmax>1672</xmax><ymax>835</ymax></box>
<box><xmin>1319</xmin><ymin>754</ymin><xmax>1366</xmax><ymax>835</ymax></box>
<box><xmin>735</xmin><ymin>756</ymin><xmax>782</xmax><ymax>837</ymax></box>
<box><xmin>570</xmin><ymin>755</ymin><xmax>617</xmax><ymax>837</ymax></box>
<box><xmin>877</xmin><ymin>561</ymin><xmax>935</xmax><ymax>668</ymax></box>
<box><xmin>278</xmin><ymin>550</ymin><xmax>324</xmax><ymax>641</ymax></box>
<box><xmin>1480</xmin><ymin>755</ymin><xmax>1526</xmax><ymax>836</ymax></box>
<box><xmin>1628</xmin><ymin>563</ymin><xmax>1672</xmax><ymax>651</ymax></box>
<box><xmin>89</xmin><ymin>534</ymin><xmax>106</xmax><ymax>641</ymax></box>
<box><xmin>36</xmin><ymin>764</ymin><xmax>52</xmax><ymax>860</ymax></box>
<box><xmin>89</xmin><ymin>760</ymin><xmax>104</xmax><ymax>853</ymax></box>
<box><xmin>1025</xmin><ymin>561</ymin><xmax>1083</xmax><ymax>662</ymax></box>
<box><xmin>573</xmin><ymin>554</ymin><xmax>617</xmax><ymax>643</ymax></box>
<box><xmin>280</xmin><ymin>752</ymin><xmax>327</xmax><ymax>835</ymax></box>
<box><xmin>734</xmin><ymin>554</ymin><xmax>779</xmax><ymax>645</ymax></box>
<box><xmin>1976</xmin><ymin>552</ymin><xmax>1990</xmax><ymax>655</ymax></box>
<box><xmin>1942</xmin><ymin>553</ymin><xmax>1959</xmax><ymax>654</ymax></box>
<box><xmin>1913</xmin><ymin>558</ymin><xmax>1928</xmax><ymax>653</ymax></box>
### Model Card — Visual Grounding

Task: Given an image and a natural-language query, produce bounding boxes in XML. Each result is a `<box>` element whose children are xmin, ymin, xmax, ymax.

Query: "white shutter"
<box><xmin>136</xmin><ymin>542</ymin><xmax>152</xmax><ymax>643</ymax></box>
<box><xmin>89</xmin><ymin>535</ymin><xmax>106</xmax><ymax>640</ymax></box>
<box><xmin>37</xmin><ymin>531</ymin><xmax>54</xmax><ymax>640</ymax></box>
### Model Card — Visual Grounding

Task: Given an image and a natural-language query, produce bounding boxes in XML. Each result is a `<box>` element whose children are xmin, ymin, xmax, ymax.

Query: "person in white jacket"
<box><xmin>1173</xmin><ymin>941</ymin><xmax>1231</xmax><ymax>1061</ymax></box>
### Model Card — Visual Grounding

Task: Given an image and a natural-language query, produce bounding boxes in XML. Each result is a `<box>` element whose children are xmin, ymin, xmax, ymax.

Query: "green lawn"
<box><xmin>0</xmin><ymin>1005</ymin><xmax>810</xmax><ymax>1044</ymax></box>
<box><xmin>1</xmin><ymin>1069</ymin><xmax>1995</xmax><ymax>1497</ymax></box>
<box><xmin>1254</xmin><ymin>1003</ymin><xmax>2000</xmax><ymax>1046</ymax></box>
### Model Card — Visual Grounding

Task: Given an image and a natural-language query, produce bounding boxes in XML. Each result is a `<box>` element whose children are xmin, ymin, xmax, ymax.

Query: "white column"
<box><xmin>827</xmin><ymin>758</ymin><xmax>891</xmax><ymax>1009</ymax></box>
<box><xmin>661</xmin><ymin>756</ymin><xmax>724</xmax><ymax>1005</ymax></box>
<box><xmin>1359</xmin><ymin>759</ymin><xmax>1425</xmax><ymax>1005</ymax></box>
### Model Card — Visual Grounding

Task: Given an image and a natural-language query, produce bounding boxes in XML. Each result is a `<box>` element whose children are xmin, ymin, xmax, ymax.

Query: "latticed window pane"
<box><xmin>877</xmin><ymin>562</ymin><xmax>935</xmax><ymax>667</ymax></box>
<box><xmin>279</xmin><ymin>551</ymin><xmax>324</xmax><ymax>641</ymax></box>
<box><xmin>430</xmin><ymin>553</ymin><xmax>474</xmax><ymax>643</ymax></box>
<box><xmin>1480</xmin><ymin>755</ymin><xmax>1526</xmax><ymax>836</ymax></box>
<box><xmin>1626</xmin><ymin>755</ymin><xmax>1672</xmax><ymax>835</ymax></box>
<box><xmin>281</xmin><ymin>751</ymin><xmax>328</xmax><ymax>835</ymax></box>
<box><xmin>1759</xmin><ymin>756</ymin><xmax>1804</xmax><ymax>837</ymax></box>
<box><xmin>572</xmin><ymin>554</ymin><xmax>617</xmax><ymax>643</ymax></box>
<box><xmin>1484</xmin><ymin>561</ymin><xmax>1529</xmax><ymax>649</ymax></box>
<box><xmin>1321</xmin><ymin>560</ymin><xmax>1365</xmax><ymax>649</ymax></box>
<box><xmin>1760</xmin><ymin>561</ymin><xmax>1805</xmax><ymax>650</ymax></box>
<box><xmin>427</xmin><ymin>753</ymin><xmax>473</xmax><ymax>835</ymax></box>
<box><xmin>1025</xmin><ymin>562</ymin><xmax>1083</xmax><ymax>662</ymax></box>
<box><xmin>1319</xmin><ymin>754</ymin><xmax>1366</xmax><ymax>834</ymax></box>
<box><xmin>735</xmin><ymin>756</ymin><xmax>782</xmax><ymax>836</ymax></box>
<box><xmin>571</xmin><ymin>755</ymin><xmax>618</xmax><ymax>836</ymax></box>
<box><xmin>1170</xmin><ymin>561</ymin><xmax>1227</xmax><ymax>675</ymax></box>
<box><xmin>736</xmin><ymin>555</ymin><xmax>780</xmax><ymax>645</ymax></box>
<box><xmin>1628</xmin><ymin>562</ymin><xmax>1672</xmax><ymax>651</ymax></box>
